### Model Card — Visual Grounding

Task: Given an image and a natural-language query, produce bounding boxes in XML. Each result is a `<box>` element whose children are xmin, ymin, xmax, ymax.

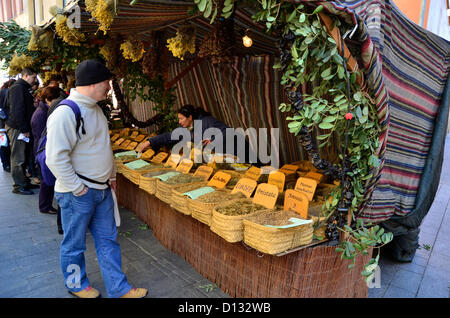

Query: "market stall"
<box><xmin>2</xmin><ymin>0</ymin><xmax>448</xmax><ymax>298</ymax></box>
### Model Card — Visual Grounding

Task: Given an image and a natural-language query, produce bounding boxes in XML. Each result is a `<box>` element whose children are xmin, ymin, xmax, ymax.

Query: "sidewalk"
<box><xmin>0</xmin><ymin>135</ymin><xmax>449</xmax><ymax>298</ymax></box>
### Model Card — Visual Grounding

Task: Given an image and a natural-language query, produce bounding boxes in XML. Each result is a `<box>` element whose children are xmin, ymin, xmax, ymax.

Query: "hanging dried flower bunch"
<box><xmin>120</xmin><ymin>34</ymin><xmax>145</xmax><ymax>62</ymax></box>
<box><xmin>166</xmin><ymin>25</ymin><xmax>196</xmax><ymax>60</ymax></box>
<box><xmin>85</xmin><ymin>0</ymin><xmax>116</xmax><ymax>35</ymax></box>
<box><xmin>8</xmin><ymin>54</ymin><xmax>35</xmax><ymax>76</ymax></box>
<box><xmin>142</xmin><ymin>31</ymin><xmax>169</xmax><ymax>80</ymax></box>
<box><xmin>99</xmin><ymin>37</ymin><xmax>119</xmax><ymax>70</ymax></box>
<box><xmin>28</xmin><ymin>25</ymin><xmax>54</xmax><ymax>53</ymax></box>
<box><xmin>55</xmin><ymin>14</ymin><xmax>86</xmax><ymax>46</ymax></box>
<box><xmin>198</xmin><ymin>15</ymin><xmax>234</xmax><ymax>64</ymax></box>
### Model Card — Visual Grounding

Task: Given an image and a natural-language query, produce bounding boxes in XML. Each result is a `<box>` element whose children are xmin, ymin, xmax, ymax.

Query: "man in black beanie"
<box><xmin>46</xmin><ymin>60</ymin><xmax>148</xmax><ymax>298</ymax></box>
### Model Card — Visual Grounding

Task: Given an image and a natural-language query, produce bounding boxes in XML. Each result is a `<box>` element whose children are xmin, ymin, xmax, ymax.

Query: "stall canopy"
<box><xmin>49</xmin><ymin>0</ymin><xmax>449</xmax><ymax>226</ymax></box>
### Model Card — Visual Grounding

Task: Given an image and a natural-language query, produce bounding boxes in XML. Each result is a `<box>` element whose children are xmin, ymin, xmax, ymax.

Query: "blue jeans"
<box><xmin>55</xmin><ymin>187</ymin><xmax>132</xmax><ymax>298</ymax></box>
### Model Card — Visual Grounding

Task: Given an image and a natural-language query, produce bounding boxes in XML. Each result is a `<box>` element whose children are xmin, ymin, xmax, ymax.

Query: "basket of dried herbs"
<box><xmin>243</xmin><ymin>210</ymin><xmax>315</xmax><ymax>255</ymax></box>
<box><xmin>189</xmin><ymin>190</ymin><xmax>246</xmax><ymax>226</ymax></box>
<box><xmin>139</xmin><ymin>168</ymin><xmax>174</xmax><ymax>195</ymax></box>
<box><xmin>124</xmin><ymin>162</ymin><xmax>166</xmax><ymax>185</ymax></box>
<box><xmin>170</xmin><ymin>182</ymin><xmax>208</xmax><ymax>215</ymax></box>
<box><xmin>210</xmin><ymin>198</ymin><xmax>267</xmax><ymax>243</ymax></box>
<box><xmin>156</xmin><ymin>174</ymin><xmax>205</xmax><ymax>204</ymax></box>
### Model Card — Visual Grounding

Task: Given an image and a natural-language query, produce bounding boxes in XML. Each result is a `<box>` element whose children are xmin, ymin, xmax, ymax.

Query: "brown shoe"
<box><xmin>69</xmin><ymin>286</ymin><xmax>101</xmax><ymax>298</ymax></box>
<box><xmin>120</xmin><ymin>287</ymin><xmax>148</xmax><ymax>298</ymax></box>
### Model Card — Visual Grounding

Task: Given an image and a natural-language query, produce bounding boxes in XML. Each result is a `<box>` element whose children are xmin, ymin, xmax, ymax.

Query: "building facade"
<box><xmin>394</xmin><ymin>0</ymin><xmax>450</xmax><ymax>41</ymax></box>
<box><xmin>0</xmin><ymin>0</ymin><xmax>67</xmax><ymax>27</ymax></box>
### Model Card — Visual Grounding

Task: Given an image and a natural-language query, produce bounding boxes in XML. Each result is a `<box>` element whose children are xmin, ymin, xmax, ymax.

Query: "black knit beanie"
<box><xmin>75</xmin><ymin>60</ymin><xmax>113</xmax><ymax>86</ymax></box>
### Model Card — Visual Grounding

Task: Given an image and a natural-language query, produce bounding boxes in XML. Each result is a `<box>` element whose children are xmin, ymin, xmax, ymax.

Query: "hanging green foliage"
<box><xmin>195</xmin><ymin>0</ymin><xmax>391</xmax><ymax>280</ymax></box>
<box><xmin>0</xmin><ymin>20</ymin><xmax>40</xmax><ymax>70</ymax></box>
<box><xmin>122</xmin><ymin>62</ymin><xmax>178</xmax><ymax>134</ymax></box>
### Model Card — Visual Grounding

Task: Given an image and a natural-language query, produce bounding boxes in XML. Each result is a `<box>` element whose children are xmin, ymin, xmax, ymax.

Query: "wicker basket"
<box><xmin>210</xmin><ymin>198</ymin><xmax>267</xmax><ymax>243</ymax></box>
<box><xmin>189</xmin><ymin>189</ymin><xmax>235</xmax><ymax>226</ymax></box>
<box><xmin>155</xmin><ymin>175</ymin><xmax>205</xmax><ymax>204</ymax></box>
<box><xmin>123</xmin><ymin>163</ymin><xmax>165</xmax><ymax>185</ymax></box>
<box><xmin>243</xmin><ymin>210</ymin><xmax>314</xmax><ymax>255</ymax></box>
<box><xmin>170</xmin><ymin>182</ymin><xmax>208</xmax><ymax>215</ymax></box>
<box><xmin>139</xmin><ymin>168</ymin><xmax>174</xmax><ymax>195</ymax></box>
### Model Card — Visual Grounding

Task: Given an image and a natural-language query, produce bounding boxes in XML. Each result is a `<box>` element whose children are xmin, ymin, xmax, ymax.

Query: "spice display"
<box><xmin>216</xmin><ymin>201</ymin><xmax>265</xmax><ymax>216</ymax></box>
<box><xmin>166</xmin><ymin>25</ymin><xmax>196</xmax><ymax>60</ymax></box>
<box><xmin>142</xmin><ymin>169</ymin><xmax>169</xmax><ymax>178</ymax></box>
<box><xmin>115</xmin><ymin>155</ymin><xmax>137</xmax><ymax>162</ymax></box>
<box><xmin>165</xmin><ymin>174</ymin><xmax>203</xmax><ymax>185</ymax></box>
<box><xmin>196</xmin><ymin>190</ymin><xmax>245</xmax><ymax>203</ymax></box>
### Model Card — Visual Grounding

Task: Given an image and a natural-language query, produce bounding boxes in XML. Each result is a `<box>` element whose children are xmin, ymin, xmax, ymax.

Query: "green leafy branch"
<box><xmin>336</xmin><ymin>219</ymin><xmax>393</xmax><ymax>282</ymax></box>
<box><xmin>122</xmin><ymin>63</ymin><xmax>178</xmax><ymax>133</ymax></box>
<box><xmin>196</xmin><ymin>0</ymin><xmax>391</xmax><ymax>279</ymax></box>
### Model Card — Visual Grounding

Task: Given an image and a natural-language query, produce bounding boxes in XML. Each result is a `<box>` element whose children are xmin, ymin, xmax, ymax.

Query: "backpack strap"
<box><xmin>56</xmin><ymin>99</ymin><xmax>86</xmax><ymax>138</ymax></box>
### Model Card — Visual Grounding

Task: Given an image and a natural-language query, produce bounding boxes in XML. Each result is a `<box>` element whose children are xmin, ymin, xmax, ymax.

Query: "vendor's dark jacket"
<box><xmin>5</xmin><ymin>79</ymin><xmax>35</xmax><ymax>133</ymax></box>
<box><xmin>148</xmin><ymin>114</ymin><xmax>229</xmax><ymax>151</ymax></box>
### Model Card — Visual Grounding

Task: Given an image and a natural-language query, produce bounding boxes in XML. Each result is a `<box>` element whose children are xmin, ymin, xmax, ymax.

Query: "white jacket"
<box><xmin>46</xmin><ymin>88</ymin><xmax>116</xmax><ymax>194</ymax></box>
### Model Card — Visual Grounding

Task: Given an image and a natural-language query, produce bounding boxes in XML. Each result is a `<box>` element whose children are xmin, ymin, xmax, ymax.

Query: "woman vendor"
<box><xmin>138</xmin><ymin>104</ymin><xmax>256</xmax><ymax>163</ymax></box>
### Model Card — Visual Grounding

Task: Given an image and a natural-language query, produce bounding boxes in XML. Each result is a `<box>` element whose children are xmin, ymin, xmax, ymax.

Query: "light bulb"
<box><xmin>242</xmin><ymin>35</ymin><xmax>253</xmax><ymax>47</ymax></box>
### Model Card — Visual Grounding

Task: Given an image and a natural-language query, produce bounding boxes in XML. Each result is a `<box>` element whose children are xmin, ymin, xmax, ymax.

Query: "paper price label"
<box><xmin>114</xmin><ymin>137</ymin><xmax>125</xmax><ymax>145</ymax></box>
<box><xmin>141</xmin><ymin>148</ymin><xmax>155</xmax><ymax>160</ymax></box>
<box><xmin>243</xmin><ymin>166</ymin><xmax>261</xmax><ymax>181</ymax></box>
<box><xmin>120</xmin><ymin>140</ymin><xmax>131</xmax><ymax>148</ymax></box>
<box><xmin>176</xmin><ymin>159</ymin><xmax>194</xmax><ymax>174</ymax></box>
<box><xmin>111</xmin><ymin>134</ymin><xmax>120</xmax><ymax>142</ymax></box>
<box><xmin>151</xmin><ymin>152</ymin><xmax>169</xmax><ymax>164</ymax></box>
<box><xmin>134</xmin><ymin>134</ymin><xmax>146</xmax><ymax>142</ymax></box>
<box><xmin>194</xmin><ymin>165</ymin><xmax>214</xmax><ymax>180</ymax></box>
<box><xmin>126</xmin><ymin>141</ymin><xmax>138</xmax><ymax>150</ymax></box>
<box><xmin>268</xmin><ymin>171</ymin><xmax>285</xmax><ymax>193</ymax></box>
<box><xmin>120</xmin><ymin>128</ymin><xmax>130</xmax><ymax>136</ymax></box>
<box><xmin>252</xmin><ymin>183</ymin><xmax>279</xmax><ymax>209</ymax></box>
<box><xmin>164</xmin><ymin>154</ymin><xmax>181</xmax><ymax>168</ymax></box>
<box><xmin>305</xmin><ymin>172</ymin><xmax>324</xmax><ymax>183</ymax></box>
<box><xmin>231</xmin><ymin>178</ymin><xmax>257</xmax><ymax>198</ymax></box>
<box><xmin>279</xmin><ymin>164</ymin><xmax>298</xmax><ymax>175</ymax></box>
<box><xmin>130</xmin><ymin>131</ymin><xmax>139</xmax><ymax>138</ymax></box>
<box><xmin>207</xmin><ymin>171</ymin><xmax>232</xmax><ymax>189</ymax></box>
<box><xmin>284</xmin><ymin>189</ymin><xmax>309</xmax><ymax>219</ymax></box>
<box><xmin>294</xmin><ymin>177</ymin><xmax>318</xmax><ymax>201</ymax></box>
<box><xmin>261</xmin><ymin>166</ymin><xmax>276</xmax><ymax>175</ymax></box>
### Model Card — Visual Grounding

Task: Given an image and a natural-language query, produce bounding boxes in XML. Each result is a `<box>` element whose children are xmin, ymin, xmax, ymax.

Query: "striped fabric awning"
<box><xmin>54</xmin><ymin>0</ymin><xmax>449</xmax><ymax>222</ymax></box>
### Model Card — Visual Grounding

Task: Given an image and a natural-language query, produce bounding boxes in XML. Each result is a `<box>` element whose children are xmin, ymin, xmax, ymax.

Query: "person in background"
<box><xmin>31</xmin><ymin>86</ymin><xmax>60</xmax><ymax>215</ymax></box>
<box><xmin>0</xmin><ymin>79</ymin><xmax>15</xmax><ymax>173</ymax></box>
<box><xmin>137</xmin><ymin>104</ymin><xmax>260</xmax><ymax>165</ymax></box>
<box><xmin>46</xmin><ymin>59</ymin><xmax>148</xmax><ymax>298</ymax></box>
<box><xmin>5</xmin><ymin>68</ymin><xmax>39</xmax><ymax>195</ymax></box>
<box><xmin>27</xmin><ymin>80</ymin><xmax>41</xmax><ymax>185</ymax></box>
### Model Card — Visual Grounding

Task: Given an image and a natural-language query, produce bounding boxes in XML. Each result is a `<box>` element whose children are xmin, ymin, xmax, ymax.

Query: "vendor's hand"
<box><xmin>23</xmin><ymin>132</ymin><xmax>30</xmax><ymax>138</ymax></box>
<box><xmin>137</xmin><ymin>140</ymin><xmax>150</xmax><ymax>153</ymax></box>
<box><xmin>110</xmin><ymin>180</ymin><xmax>116</xmax><ymax>192</ymax></box>
<box><xmin>75</xmin><ymin>186</ymin><xmax>88</xmax><ymax>197</ymax></box>
<box><xmin>202</xmin><ymin>139</ymin><xmax>211</xmax><ymax>146</ymax></box>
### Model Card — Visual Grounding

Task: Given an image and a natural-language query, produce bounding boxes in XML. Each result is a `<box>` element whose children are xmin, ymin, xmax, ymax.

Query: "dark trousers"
<box><xmin>0</xmin><ymin>145</ymin><xmax>10</xmax><ymax>170</ymax></box>
<box><xmin>6</xmin><ymin>125</ymin><xmax>31</xmax><ymax>190</ymax></box>
<box><xmin>39</xmin><ymin>180</ymin><xmax>55</xmax><ymax>212</ymax></box>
